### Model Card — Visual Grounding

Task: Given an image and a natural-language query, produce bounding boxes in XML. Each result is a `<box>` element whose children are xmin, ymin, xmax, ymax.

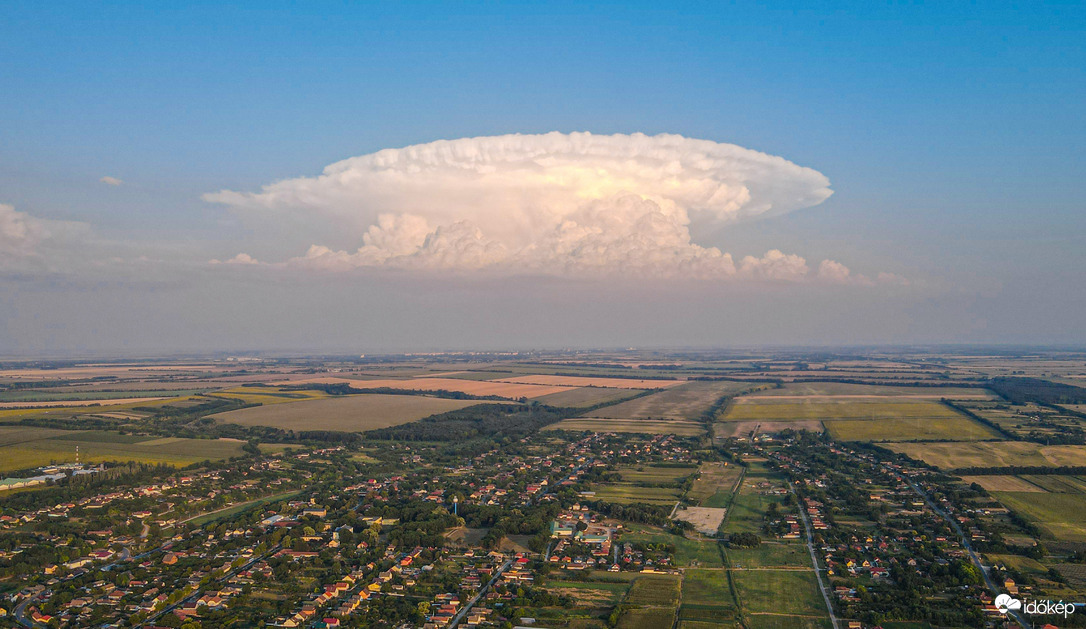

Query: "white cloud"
<box><xmin>202</xmin><ymin>131</ymin><xmax>886</xmax><ymax>282</ymax></box>
<box><xmin>209</xmin><ymin>252</ymin><xmax>260</xmax><ymax>265</ymax></box>
<box><xmin>99</xmin><ymin>176</ymin><xmax>124</xmax><ymax>186</ymax></box>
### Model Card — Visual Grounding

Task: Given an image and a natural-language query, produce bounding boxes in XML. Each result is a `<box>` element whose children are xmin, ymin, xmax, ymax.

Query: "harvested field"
<box><xmin>493</xmin><ymin>375</ymin><xmax>683</xmax><ymax>389</ymax></box>
<box><xmin>533</xmin><ymin>387</ymin><xmax>646</xmax><ymax>408</ymax></box>
<box><xmin>887</xmin><ymin>442</ymin><xmax>1086</xmax><ymax>469</ymax></box>
<box><xmin>271</xmin><ymin>376</ymin><xmax>571</xmax><ymax>399</ymax></box>
<box><xmin>671</xmin><ymin>506</ymin><xmax>727</xmax><ymax>535</ymax></box>
<box><xmin>960</xmin><ymin>476</ymin><xmax>1046</xmax><ymax>493</ymax></box>
<box><xmin>547</xmin><ymin>418</ymin><xmax>706</xmax><ymax>436</ymax></box>
<box><xmin>823</xmin><ymin>416</ymin><xmax>1002</xmax><ymax>441</ymax></box>
<box><xmin>0</xmin><ymin>397</ymin><xmax>169</xmax><ymax>409</ymax></box>
<box><xmin>582</xmin><ymin>380</ymin><xmax>753</xmax><ymax>420</ymax></box>
<box><xmin>211</xmin><ymin>394</ymin><xmax>488</xmax><ymax>431</ymax></box>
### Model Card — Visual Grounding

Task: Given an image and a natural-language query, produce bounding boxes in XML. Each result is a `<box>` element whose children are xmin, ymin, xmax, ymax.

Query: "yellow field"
<box><xmin>546</xmin><ymin>418</ymin><xmax>706</xmax><ymax>436</ymax></box>
<box><xmin>0</xmin><ymin>396</ymin><xmax>199</xmax><ymax>422</ymax></box>
<box><xmin>206</xmin><ymin>386</ymin><xmax>329</xmax><ymax>406</ymax></box>
<box><xmin>493</xmin><ymin>375</ymin><xmax>683</xmax><ymax>389</ymax></box>
<box><xmin>823</xmin><ymin>416</ymin><xmax>1002</xmax><ymax>441</ymax></box>
<box><xmin>211</xmin><ymin>394</ymin><xmax>489</xmax><ymax>431</ymax></box>
<box><xmin>887</xmin><ymin>442</ymin><xmax>1086</xmax><ymax>469</ymax></box>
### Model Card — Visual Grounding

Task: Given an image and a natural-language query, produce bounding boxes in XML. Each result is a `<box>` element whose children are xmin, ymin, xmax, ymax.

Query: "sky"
<box><xmin>1</xmin><ymin>1</ymin><xmax>1084</xmax><ymax>354</ymax></box>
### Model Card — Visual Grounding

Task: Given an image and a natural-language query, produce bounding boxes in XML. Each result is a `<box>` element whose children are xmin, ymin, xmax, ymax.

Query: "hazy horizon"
<box><xmin>3</xmin><ymin>2</ymin><xmax>1084</xmax><ymax>353</ymax></box>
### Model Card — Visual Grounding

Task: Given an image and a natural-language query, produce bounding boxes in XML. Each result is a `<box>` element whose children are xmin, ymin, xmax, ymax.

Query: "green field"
<box><xmin>686</xmin><ymin>462</ymin><xmax>743</xmax><ymax>508</ymax></box>
<box><xmin>823</xmin><ymin>416</ymin><xmax>1002</xmax><ymax>441</ymax></box>
<box><xmin>626</xmin><ymin>573</ymin><xmax>682</xmax><ymax>606</ymax></box>
<box><xmin>681</xmin><ymin>569</ymin><xmax>738</xmax><ymax>611</ymax></box>
<box><xmin>991</xmin><ymin>491</ymin><xmax>1086</xmax><ymax>541</ymax></box>
<box><xmin>743</xmin><ymin>616</ymin><xmax>833</xmax><ymax>629</ymax></box>
<box><xmin>186</xmin><ymin>489</ymin><xmax>304</xmax><ymax>527</ymax></box>
<box><xmin>534</xmin><ymin>387</ymin><xmax>646</xmax><ymax>408</ymax></box>
<box><xmin>731</xmin><ymin>570</ymin><xmax>828</xmax><ymax>618</ymax></box>
<box><xmin>617</xmin><ymin>465</ymin><xmax>696</xmax><ymax>484</ymax></box>
<box><xmin>616</xmin><ymin>607</ymin><xmax>677</xmax><ymax>629</ymax></box>
<box><xmin>0</xmin><ymin>426</ymin><xmax>250</xmax><ymax>474</ymax></box>
<box><xmin>725</xmin><ymin>542</ymin><xmax>812</xmax><ymax>568</ymax></box>
<box><xmin>211</xmin><ymin>394</ymin><xmax>489</xmax><ymax>431</ymax></box>
<box><xmin>724</xmin><ymin>399</ymin><xmax>966</xmax><ymax>423</ymax></box>
<box><xmin>887</xmin><ymin>442</ymin><xmax>1086</xmax><ymax>469</ymax></box>
<box><xmin>593</xmin><ymin>485</ymin><xmax>682</xmax><ymax>505</ymax></box>
<box><xmin>548</xmin><ymin>418</ymin><xmax>706</xmax><ymax>436</ymax></box>
<box><xmin>583</xmin><ymin>381</ymin><xmax>754</xmax><ymax>420</ymax></box>
<box><xmin>722</xmin><ymin>485</ymin><xmax>788</xmax><ymax>535</ymax></box>
<box><xmin>622</xmin><ymin>527</ymin><xmax>723</xmax><ymax>568</ymax></box>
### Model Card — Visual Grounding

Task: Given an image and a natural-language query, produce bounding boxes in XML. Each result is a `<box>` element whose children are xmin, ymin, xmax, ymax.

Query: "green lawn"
<box><xmin>731</xmin><ymin>570</ymin><xmax>828</xmax><ymax>617</ymax></box>
<box><xmin>725</xmin><ymin>542</ymin><xmax>812</xmax><ymax>569</ymax></box>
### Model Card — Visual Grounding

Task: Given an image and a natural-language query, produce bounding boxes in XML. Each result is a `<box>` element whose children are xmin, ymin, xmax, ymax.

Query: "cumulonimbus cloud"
<box><xmin>0</xmin><ymin>203</ymin><xmax>93</xmax><ymax>272</ymax></box>
<box><xmin>204</xmin><ymin>132</ymin><xmax>889</xmax><ymax>282</ymax></box>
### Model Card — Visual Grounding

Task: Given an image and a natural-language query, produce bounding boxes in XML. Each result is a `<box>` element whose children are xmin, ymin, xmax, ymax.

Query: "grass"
<box><xmin>722</xmin><ymin>486</ymin><xmax>787</xmax><ymax>535</ymax></box>
<box><xmin>1018</xmin><ymin>474</ymin><xmax>1086</xmax><ymax>494</ymax></box>
<box><xmin>186</xmin><ymin>489</ymin><xmax>304</xmax><ymax>527</ymax></box>
<box><xmin>0</xmin><ymin>426</ymin><xmax>249</xmax><ymax>474</ymax></box>
<box><xmin>991</xmin><ymin>491</ymin><xmax>1086</xmax><ymax>541</ymax></box>
<box><xmin>617</xmin><ymin>465</ymin><xmax>696</xmax><ymax>484</ymax></box>
<box><xmin>724</xmin><ymin>542</ymin><xmax>812</xmax><ymax>568</ymax></box>
<box><xmin>621</xmin><ymin>526</ymin><xmax>724</xmax><ymax>568</ymax></box>
<box><xmin>548</xmin><ymin>418</ymin><xmax>706</xmax><ymax>436</ymax></box>
<box><xmin>823</xmin><ymin>416</ymin><xmax>1002</xmax><ymax>441</ymax></box>
<box><xmin>686</xmin><ymin>463</ymin><xmax>743</xmax><ymax>507</ymax></box>
<box><xmin>724</xmin><ymin>400</ymin><xmax>966</xmax><ymax>423</ymax></box>
<box><xmin>534</xmin><ymin>387</ymin><xmax>647</xmax><ymax>408</ymax></box>
<box><xmin>626</xmin><ymin>574</ymin><xmax>681</xmax><ymax>606</ymax></box>
<box><xmin>682</xmin><ymin>569</ymin><xmax>738</xmax><ymax>608</ymax></box>
<box><xmin>743</xmin><ymin>616</ymin><xmax>833</xmax><ymax>629</ymax></box>
<box><xmin>887</xmin><ymin>442</ymin><xmax>1086</xmax><ymax>469</ymax></box>
<box><xmin>730</xmin><ymin>570</ymin><xmax>828</xmax><ymax>618</ymax></box>
<box><xmin>210</xmin><ymin>394</ymin><xmax>490</xmax><ymax>431</ymax></box>
<box><xmin>616</xmin><ymin>607</ymin><xmax>676</xmax><ymax>629</ymax></box>
<box><xmin>592</xmin><ymin>485</ymin><xmax>682</xmax><ymax>505</ymax></box>
<box><xmin>583</xmin><ymin>381</ymin><xmax>754</xmax><ymax>420</ymax></box>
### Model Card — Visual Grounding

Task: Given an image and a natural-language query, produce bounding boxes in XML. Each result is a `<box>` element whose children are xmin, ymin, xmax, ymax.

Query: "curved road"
<box><xmin>903</xmin><ymin>478</ymin><xmax>1030</xmax><ymax>629</ymax></box>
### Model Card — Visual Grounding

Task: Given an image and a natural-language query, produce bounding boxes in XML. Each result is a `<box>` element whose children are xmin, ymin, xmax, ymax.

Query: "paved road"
<box><xmin>143</xmin><ymin>544</ymin><xmax>282</xmax><ymax>625</ymax></box>
<box><xmin>12</xmin><ymin>596</ymin><xmax>44</xmax><ymax>628</ymax></box>
<box><xmin>903</xmin><ymin>478</ymin><xmax>1031</xmax><ymax>629</ymax></box>
<box><xmin>790</xmin><ymin>484</ymin><xmax>841</xmax><ymax>629</ymax></box>
<box><xmin>449</xmin><ymin>558</ymin><xmax>512</xmax><ymax>628</ymax></box>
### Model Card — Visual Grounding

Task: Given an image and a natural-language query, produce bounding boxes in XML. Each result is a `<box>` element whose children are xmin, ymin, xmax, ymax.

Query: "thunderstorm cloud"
<box><xmin>204</xmin><ymin>132</ymin><xmax>880</xmax><ymax>282</ymax></box>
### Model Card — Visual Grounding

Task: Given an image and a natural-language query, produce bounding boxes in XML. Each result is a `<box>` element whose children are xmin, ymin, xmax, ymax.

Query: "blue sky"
<box><xmin>1</xmin><ymin>1</ymin><xmax>1084</xmax><ymax>352</ymax></box>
